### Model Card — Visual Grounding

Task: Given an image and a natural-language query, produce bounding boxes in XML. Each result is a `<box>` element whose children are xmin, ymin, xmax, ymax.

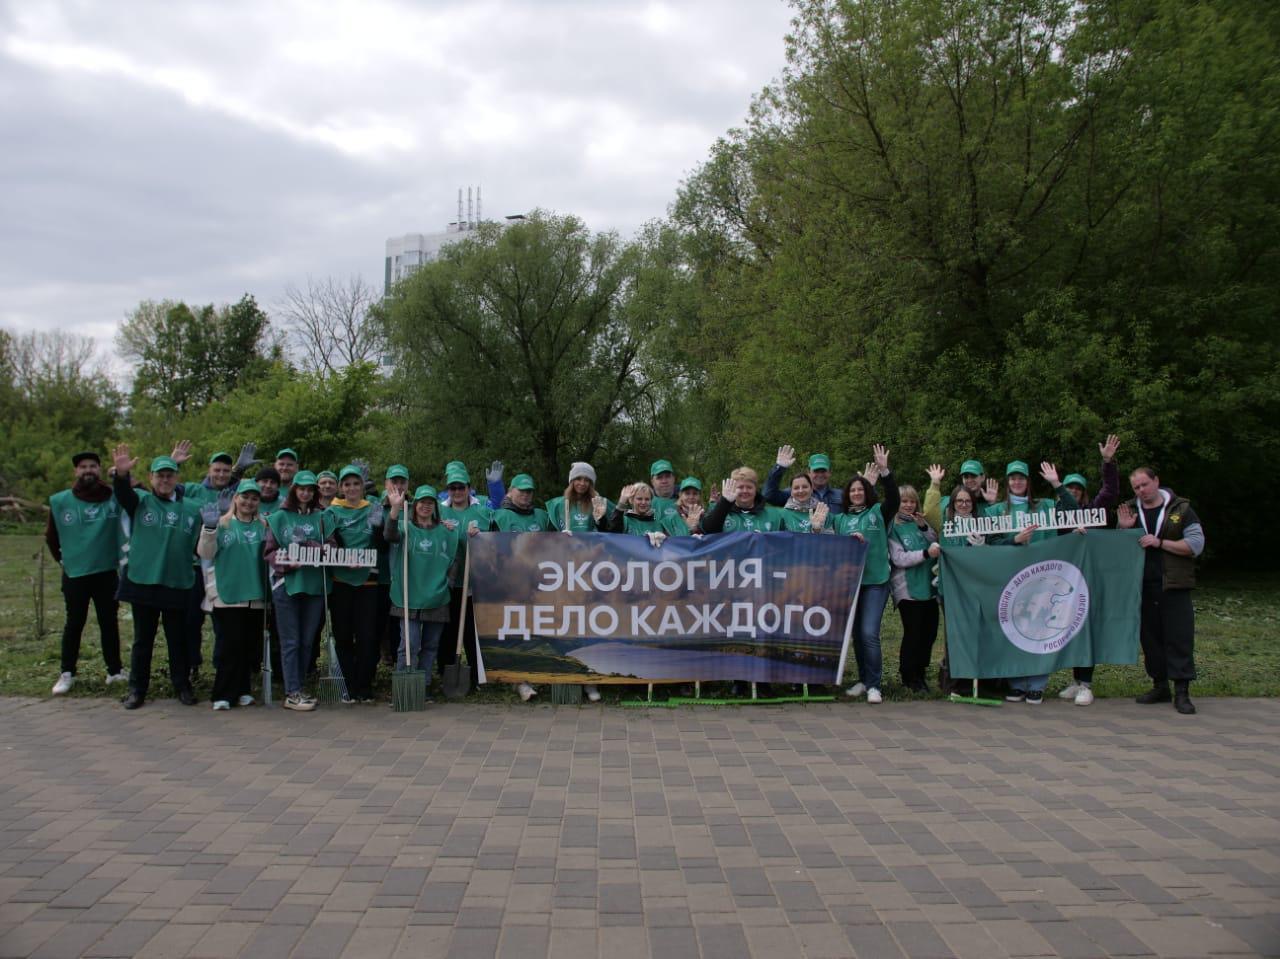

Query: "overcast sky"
<box><xmin>0</xmin><ymin>1</ymin><xmax>792</xmax><ymax>360</ymax></box>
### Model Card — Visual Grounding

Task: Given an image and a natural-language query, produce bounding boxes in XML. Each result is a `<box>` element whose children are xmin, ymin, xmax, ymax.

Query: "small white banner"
<box><xmin>274</xmin><ymin>543</ymin><xmax>378</xmax><ymax>567</ymax></box>
<box><xmin>943</xmin><ymin>507</ymin><xmax>1108</xmax><ymax>539</ymax></box>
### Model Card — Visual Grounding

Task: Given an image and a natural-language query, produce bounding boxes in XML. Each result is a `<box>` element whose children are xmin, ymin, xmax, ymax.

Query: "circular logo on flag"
<box><xmin>997</xmin><ymin>560</ymin><xmax>1090</xmax><ymax>655</ymax></box>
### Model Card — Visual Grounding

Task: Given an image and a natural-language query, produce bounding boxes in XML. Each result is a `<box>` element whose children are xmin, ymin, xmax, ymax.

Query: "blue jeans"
<box><xmin>273</xmin><ymin>586</ymin><xmax>324</xmax><ymax>695</ymax></box>
<box><xmin>1010</xmin><ymin>674</ymin><xmax>1049</xmax><ymax>693</ymax></box>
<box><xmin>394</xmin><ymin>618</ymin><xmax>446</xmax><ymax>688</ymax></box>
<box><xmin>852</xmin><ymin>582</ymin><xmax>890</xmax><ymax>690</ymax></box>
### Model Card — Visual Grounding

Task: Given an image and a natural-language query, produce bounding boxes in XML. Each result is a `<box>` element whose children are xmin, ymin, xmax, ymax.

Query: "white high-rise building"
<box><xmin>384</xmin><ymin>187</ymin><xmax>526</xmax><ymax>294</ymax></box>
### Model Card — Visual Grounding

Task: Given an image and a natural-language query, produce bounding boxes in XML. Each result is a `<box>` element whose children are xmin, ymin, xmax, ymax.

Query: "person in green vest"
<box><xmin>700</xmin><ymin>467</ymin><xmax>787</xmax><ymax>533</ymax></box>
<box><xmin>489</xmin><ymin>473</ymin><xmax>553</xmax><ymax>701</ymax></box>
<box><xmin>197</xmin><ymin>480</ymin><xmax>272</xmax><ymax>711</ymax></box>
<box><xmin>776</xmin><ymin>472</ymin><xmax>832</xmax><ymax>534</ymax></box>
<box><xmin>661</xmin><ymin>477</ymin><xmax>706</xmax><ymax>537</ymax></box>
<box><xmin>325</xmin><ymin>465</ymin><xmax>383</xmax><ymax>703</ymax></box>
<box><xmin>649</xmin><ymin>459</ymin><xmax>680</xmax><ymax>524</ymax></box>
<box><xmin>274</xmin><ymin>448</ymin><xmax>300</xmax><ymax>498</ymax></box>
<box><xmin>254</xmin><ymin>467</ymin><xmax>284</xmax><ymax>518</ymax></box>
<box><xmin>604</xmin><ymin>483</ymin><xmax>666</xmax><ymax>538</ymax></box>
<box><xmin>937</xmin><ymin>459</ymin><xmax>999</xmax><ymax>521</ymax></box>
<box><xmin>438</xmin><ymin>462</ymin><xmax>492</xmax><ymax>692</ymax></box>
<box><xmin>934</xmin><ymin>482</ymin><xmax>989</xmax><ymax>695</ymax></box>
<box><xmin>829</xmin><ymin>444</ymin><xmax>897</xmax><ymax>704</ymax></box>
<box><xmin>376</xmin><ymin>465</ymin><xmax>412</xmax><ymax>667</ymax></box>
<box><xmin>264</xmin><ymin>471</ymin><xmax>332</xmax><ymax>710</ymax></box>
<box><xmin>888</xmin><ymin>483</ymin><xmax>941</xmax><ymax>693</ymax></box>
<box><xmin>384</xmin><ymin>484</ymin><xmax>460</xmax><ymax>701</ymax></box>
<box><xmin>546</xmin><ymin>462</ymin><xmax>612</xmax><ymax>533</ymax></box>
<box><xmin>111</xmin><ymin>445</ymin><xmax>204</xmax><ymax>710</ymax></box>
<box><xmin>45</xmin><ymin>450</ymin><xmax>126</xmax><ymax>695</ymax></box>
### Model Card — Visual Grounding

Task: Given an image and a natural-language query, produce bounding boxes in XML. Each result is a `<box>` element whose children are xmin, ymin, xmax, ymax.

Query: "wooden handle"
<box><xmin>455</xmin><ymin>547</ymin><xmax>471</xmax><ymax>658</ymax></box>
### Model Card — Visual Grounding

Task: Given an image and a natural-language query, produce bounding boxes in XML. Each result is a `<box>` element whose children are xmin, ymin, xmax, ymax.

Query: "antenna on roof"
<box><xmin>467</xmin><ymin>187</ymin><xmax>473</xmax><ymax>229</ymax></box>
<box><xmin>457</xmin><ymin>188</ymin><xmax>463</xmax><ymax>231</ymax></box>
<box><xmin>477</xmin><ymin>185</ymin><xmax>482</xmax><ymax>224</ymax></box>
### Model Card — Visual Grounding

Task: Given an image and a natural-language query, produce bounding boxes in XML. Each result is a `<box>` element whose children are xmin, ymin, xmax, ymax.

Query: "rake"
<box><xmin>316</xmin><ymin>566</ymin><xmax>349</xmax><ymax>704</ymax></box>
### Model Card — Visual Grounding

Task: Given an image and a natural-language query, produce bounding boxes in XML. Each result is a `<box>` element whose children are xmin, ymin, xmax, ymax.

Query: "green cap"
<box><xmin>510</xmin><ymin>473</ymin><xmax>535</xmax><ymax>491</ymax></box>
<box><xmin>412</xmin><ymin>484</ymin><xmax>438</xmax><ymax>502</ymax></box>
<box><xmin>235</xmin><ymin>479</ymin><xmax>262</xmax><ymax>496</ymax></box>
<box><xmin>1063</xmin><ymin>473</ymin><xmax>1088</xmax><ymax>489</ymax></box>
<box><xmin>679</xmin><ymin>476</ymin><xmax>702</xmax><ymax>491</ymax></box>
<box><xmin>293</xmin><ymin>470</ymin><xmax>319</xmax><ymax>488</ymax></box>
<box><xmin>445</xmin><ymin>459</ymin><xmax>465</xmax><ymax>470</ymax></box>
<box><xmin>276</xmin><ymin>448</ymin><xmax>299</xmax><ymax>461</ymax></box>
<box><xmin>445</xmin><ymin>465</ymin><xmax>470</xmax><ymax>486</ymax></box>
<box><xmin>149</xmin><ymin>455</ymin><xmax>179</xmax><ymax>473</ymax></box>
<box><xmin>960</xmin><ymin>459</ymin><xmax>984</xmax><ymax>476</ymax></box>
<box><xmin>385</xmin><ymin>464</ymin><xmax>410</xmax><ymax>481</ymax></box>
<box><xmin>808</xmin><ymin>453</ymin><xmax>831</xmax><ymax>472</ymax></box>
<box><xmin>338</xmin><ymin>465</ymin><xmax>363</xmax><ymax>483</ymax></box>
<box><xmin>1006</xmin><ymin>460</ymin><xmax>1029</xmax><ymax>477</ymax></box>
<box><xmin>649</xmin><ymin>459</ymin><xmax>675</xmax><ymax>477</ymax></box>
<box><xmin>208</xmin><ymin>451</ymin><xmax>233</xmax><ymax>465</ymax></box>
<box><xmin>317</xmin><ymin>470</ymin><xmax>337</xmax><ymax>481</ymax></box>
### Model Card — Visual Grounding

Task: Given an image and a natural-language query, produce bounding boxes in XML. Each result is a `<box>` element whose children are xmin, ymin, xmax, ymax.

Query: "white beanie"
<box><xmin>568</xmin><ymin>462</ymin><xmax>596</xmax><ymax>484</ymax></box>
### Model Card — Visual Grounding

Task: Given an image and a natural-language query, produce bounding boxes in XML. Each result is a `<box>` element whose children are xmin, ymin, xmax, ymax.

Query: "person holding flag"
<box><xmin>889</xmin><ymin>482</ymin><xmax>941</xmax><ymax>693</ymax></box>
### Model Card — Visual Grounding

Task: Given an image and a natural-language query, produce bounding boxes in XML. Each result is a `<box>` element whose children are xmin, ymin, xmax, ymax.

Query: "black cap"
<box><xmin>71</xmin><ymin>451</ymin><xmax>100</xmax><ymax>466</ymax></box>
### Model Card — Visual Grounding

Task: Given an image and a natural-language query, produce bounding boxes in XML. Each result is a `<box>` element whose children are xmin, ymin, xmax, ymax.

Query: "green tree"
<box><xmin>376</xmin><ymin>212</ymin><xmax>700</xmax><ymax>492</ymax></box>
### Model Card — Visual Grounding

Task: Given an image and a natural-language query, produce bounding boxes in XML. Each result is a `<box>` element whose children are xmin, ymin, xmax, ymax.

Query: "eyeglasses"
<box><xmin>447</xmin><ymin>484</ymin><xmax>467</xmax><ymax>491</ymax></box>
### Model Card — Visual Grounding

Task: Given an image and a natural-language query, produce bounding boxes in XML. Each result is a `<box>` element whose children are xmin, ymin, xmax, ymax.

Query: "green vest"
<box><xmin>779</xmin><ymin>507</ymin><xmax>820</xmax><ymax>533</ymax></box>
<box><xmin>439</xmin><ymin>501</ymin><xmax>493</xmax><ymax>569</ymax></box>
<box><xmin>325</xmin><ymin>501</ymin><xmax>378</xmax><ymax>586</ymax></box>
<box><xmin>258</xmin><ymin>495</ymin><xmax>283</xmax><ymax>519</ymax></box>
<box><xmin>546</xmin><ymin>496</ymin><xmax>614</xmax><ymax>532</ymax></box>
<box><xmin>889</xmin><ymin>519</ymin><xmax>935</xmax><ymax>600</ymax></box>
<box><xmin>389</xmin><ymin>520</ymin><xmax>457</xmax><ymax>610</ymax></box>
<box><xmin>49</xmin><ymin>489</ymin><xmax>121</xmax><ymax>578</ymax></box>
<box><xmin>491</xmin><ymin>507</ymin><xmax>552</xmax><ymax>532</ymax></box>
<box><xmin>212</xmin><ymin>518</ymin><xmax>270</xmax><ymax>604</ymax></box>
<box><xmin>829</xmin><ymin>507</ymin><xmax>890</xmax><ymax>585</ymax></box>
<box><xmin>662</xmin><ymin>511</ymin><xmax>698</xmax><ymax>537</ymax></box>
<box><xmin>125</xmin><ymin>491</ymin><xmax>202</xmax><ymax>589</ymax></box>
<box><xmin>987</xmin><ymin>498</ymin><xmax>1057</xmax><ymax>544</ymax></box>
<box><xmin>616</xmin><ymin>512</ymin><xmax>664</xmax><ymax>535</ymax></box>
<box><xmin>718</xmin><ymin>505</ymin><xmax>785</xmax><ymax>533</ymax></box>
<box><xmin>266</xmin><ymin>508</ymin><xmax>330</xmax><ymax>596</ymax></box>
<box><xmin>651</xmin><ymin>495</ymin><xmax>679</xmax><ymax>524</ymax></box>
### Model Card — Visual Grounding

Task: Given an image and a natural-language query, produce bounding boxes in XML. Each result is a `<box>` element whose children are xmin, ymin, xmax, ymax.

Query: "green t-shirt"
<box><xmin>125</xmin><ymin>491</ymin><xmax>202</xmax><ymax>589</ymax></box>
<box><xmin>389</xmin><ymin>519</ymin><xmax>458</xmax><ymax>611</ymax></box>
<box><xmin>324</xmin><ymin>500</ymin><xmax>379</xmax><ymax>586</ymax></box>
<box><xmin>828</xmin><ymin>507</ymin><xmax>890</xmax><ymax>586</ymax></box>
<box><xmin>49</xmin><ymin>489</ymin><xmax>122</xmax><ymax>578</ymax></box>
<box><xmin>889</xmin><ymin>519</ymin><xmax>935</xmax><ymax>600</ymax></box>
<box><xmin>266</xmin><ymin>508</ymin><xmax>331</xmax><ymax>596</ymax></box>
<box><xmin>491</xmin><ymin>507</ymin><xmax>553</xmax><ymax>532</ymax></box>
<box><xmin>211</xmin><ymin>518</ymin><xmax>271</xmax><ymax>604</ymax></box>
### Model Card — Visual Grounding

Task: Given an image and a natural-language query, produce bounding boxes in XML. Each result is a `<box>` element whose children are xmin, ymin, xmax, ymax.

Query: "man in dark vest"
<box><xmin>45</xmin><ymin>451</ymin><xmax>127</xmax><ymax>695</ymax></box>
<box><xmin>1117</xmin><ymin>467</ymin><xmax>1205</xmax><ymax>715</ymax></box>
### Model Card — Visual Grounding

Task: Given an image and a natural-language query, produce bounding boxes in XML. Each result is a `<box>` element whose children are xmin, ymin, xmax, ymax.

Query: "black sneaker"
<box><xmin>1005</xmin><ymin>689</ymin><xmax>1026</xmax><ymax>702</ymax></box>
<box><xmin>122</xmin><ymin>691</ymin><xmax>144</xmax><ymax>710</ymax></box>
<box><xmin>1173</xmin><ymin>681</ymin><xmax>1196</xmax><ymax>715</ymax></box>
<box><xmin>1136</xmin><ymin>682</ymin><xmax>1172</xmax><ymax>704</ymax></box>
<box><xmin>1025</xmin><ymin>690</ymin><xmax>1044</xmax><ymax>705</ymax></box>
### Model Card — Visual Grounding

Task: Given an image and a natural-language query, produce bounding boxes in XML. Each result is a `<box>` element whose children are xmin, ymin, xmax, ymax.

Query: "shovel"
<box><xmin>442</xmin><ymin>547</ymin><xmax>472</xmax><ymax>700</ymax></box>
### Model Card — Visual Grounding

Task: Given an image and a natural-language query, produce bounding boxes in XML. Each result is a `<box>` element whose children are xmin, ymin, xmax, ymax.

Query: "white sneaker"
<box><xmin>1058</xmin><ymin>682</ymin><xmax>1081</xmax><ymax>700</ymax></box>
<box><xmin>212</xmin><ymin>700</ymin><xmax>231</xmax><ymax>711</ymax></box>
<box><xmin>52</xmin><ymin>672</ymin><xmax>74</xmax><ymax>695</ymax></box>
<box><xmin>516</xmin><ymin>682</ymin><xmax>537</xmax><ymax>702</ymax></box>
<box><xmin>867</xmin><ymin>688</ymin><xmax>883</xmax><ymax>704</ymax></box>
<box><xmin>844</xmin><ymin>682</ymin><xmax>866</xmax><ymax>699</ymax></box>
<box><xmin>238</xmin><ymin>695</ymin><xmax>255</xmax><ymax>707</ymax></box>
<box><xmin>584</xmin><ymin>684</ymin><xmax>601</xmax><ymax>702</ymax></box>
<box><xmin>1074</xmin><ymin>684</ymin><xmax>1094</xmax><ymax>706</ymax></box>
<box><xmin>105</xmin><ymin>671</ymin><xmax>128</xmax><ymax>686</ymax></box>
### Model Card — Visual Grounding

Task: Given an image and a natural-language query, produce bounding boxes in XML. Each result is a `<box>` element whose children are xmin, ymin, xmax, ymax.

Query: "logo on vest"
<box><xmin>62</xmin><ymin>510</ymin><xmax>77</xmax><ymax>525</ymax></box>
<box><xmin>997</xmin><ymin>560</ymin><xmax>1089</xmax><ymax>655</ymax></box>
<box><xmin>416</xmin><ymin>538</ymin><xmax>433</xmax><ymax>553</ymax></box>
<box><xmin>140</xmin><ymin>509</ymin><xmax>157</xmax><ymax>526</ymax></box>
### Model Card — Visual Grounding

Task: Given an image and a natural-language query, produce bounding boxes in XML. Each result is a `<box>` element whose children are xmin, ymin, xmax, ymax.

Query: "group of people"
<box><xmin>44</xmin><ymin>434</ymin><xmax>1205</xmax><ymax>715</ymax></box>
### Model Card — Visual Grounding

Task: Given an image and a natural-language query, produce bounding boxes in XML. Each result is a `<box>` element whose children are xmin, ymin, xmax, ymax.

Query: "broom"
<box><xmin>392</xmin><ymin>503</ymin><xmax>426</xmax><ymax>712</ymax></box>
<box><xmin>316</xmin><ymin>564</ymin><xmax>349</xmax><ymax>704</ymax></box>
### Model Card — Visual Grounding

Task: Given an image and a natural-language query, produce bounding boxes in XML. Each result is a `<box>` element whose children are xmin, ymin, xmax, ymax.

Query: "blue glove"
<box><xmin>486</xmin><ymin>460</ymin><xmax>504</xmax><ymax>484</ymax></box>
<box><xmin>216</xmin><ymin>487</ymin><xmax>235</xmax><ymax>514</ymax></box>
<box><xmin>233</xmin><ymin>442</ymin><xmax>260</xmax><ymax>472</ymax></box>
<box><xmin>200</xmin><ymin>502</ymin><xmax>221</xmax><ymax>528</ymax></box>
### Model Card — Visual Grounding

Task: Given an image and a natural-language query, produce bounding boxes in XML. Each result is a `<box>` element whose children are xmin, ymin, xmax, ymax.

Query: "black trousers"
<box><xmin>1140</xmin><ymin>583</ymin><xmax>1196</xmax><ymax>682</ymax></box>
<box><xmin>129</xmin><ymin>603</ymin><xmax>190</xmax><ymax>699</ymax></box>
<box><xmin>897</xmin><ymin>599</ymin><xmax>939</xmax><ymax>685</ymax></box>
<box><xmin>212</xmin><ymin>608</ymin><xmax>264</xmax><ymax>704</ymax></box>
<box><xmin>330</xmin><ymin>582</ymin><xmax>380</xmax><ymax>698</ymax></box>
<box><xmin>377</xmin><ymin>582</ymin><xmax>393</xmax><ymax>661</ymax></box>
<box><xmin>440</xmin><ymin>586</ymin><xmax>479</xmax><ymax>688</ymax></box>
<box><xmin>60</xmin><ymin>570</ymin><xmax>122</xmax><ymax>675</ymax></box>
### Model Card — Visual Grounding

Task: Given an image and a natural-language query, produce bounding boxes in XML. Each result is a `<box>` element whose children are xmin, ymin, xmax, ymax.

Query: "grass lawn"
<box><xmin>2</xmin><ymin>532</ymin><xmax>1276</xmax><ymax>704</ymax></box>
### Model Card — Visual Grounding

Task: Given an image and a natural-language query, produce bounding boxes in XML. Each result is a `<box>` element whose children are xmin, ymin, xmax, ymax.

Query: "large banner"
<box><xmin>469</xmin><ymin>531</ymin><xmax>867</xmax><ymax>685</ymax></box>
<box><xmin>940</xmin><ymin>530</ymin><xmax>1143</xmax><ymax>679</ymax></box>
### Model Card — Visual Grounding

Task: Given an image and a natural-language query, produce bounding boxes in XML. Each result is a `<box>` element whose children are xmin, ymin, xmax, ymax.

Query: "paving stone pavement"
<box><xmin>1</xmin><ymin>695</ymin><xmax>1278</xmax><ymax>959</ymax></box>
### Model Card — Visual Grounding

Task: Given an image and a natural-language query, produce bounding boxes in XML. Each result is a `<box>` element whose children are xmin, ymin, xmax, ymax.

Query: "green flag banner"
<box><xmin>940</xmin><ymin>530</ymin><xmax>1143</xmax><ymax>679</ymax></box>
